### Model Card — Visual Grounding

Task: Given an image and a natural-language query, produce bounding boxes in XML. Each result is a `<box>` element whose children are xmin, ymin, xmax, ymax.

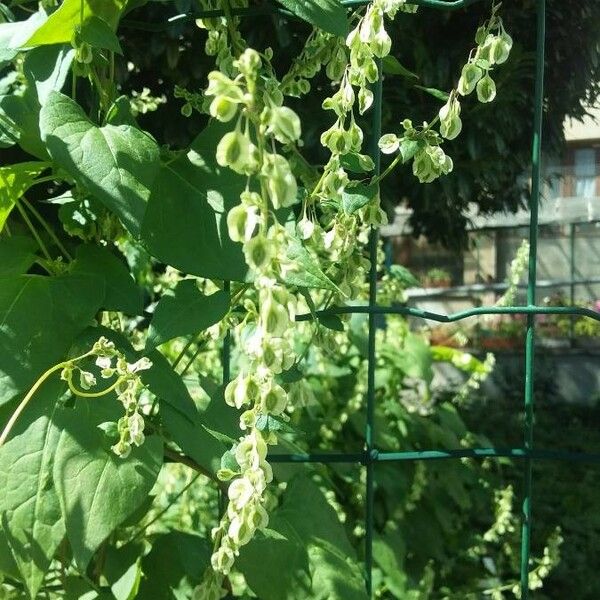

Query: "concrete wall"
<box><xmin>434</xmin><ymin>350</ymin><xmax>600</xmax><ymax>405</ymax></box>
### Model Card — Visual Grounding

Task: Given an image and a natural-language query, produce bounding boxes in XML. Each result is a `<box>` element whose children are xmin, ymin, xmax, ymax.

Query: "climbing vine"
<box><xmin>0</xmin><ymin>0</ymin><xmax>561</xmax><ymax>598</ymax></box>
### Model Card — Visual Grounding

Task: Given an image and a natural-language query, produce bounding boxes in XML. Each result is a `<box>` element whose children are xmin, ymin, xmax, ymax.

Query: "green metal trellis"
<box><xmin>204</xmin><ymin>0</ymin><xmax>600</xmax><ymax>597</ymax></box>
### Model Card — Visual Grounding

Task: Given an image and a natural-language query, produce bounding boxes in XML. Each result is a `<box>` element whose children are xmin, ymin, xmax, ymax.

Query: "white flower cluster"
<box><xmin>61</xmin><ymin>336</ymin><xmax>152</xmax><ymax>459</ymax></box>
<box><xmin>281</xmin><ymin>29</ymin><xmax>346</xmax><ymax>96</ymax></box>
<box><xmin>378</xmin><ymin>3</ymin><xmax>512</xmax><ymax>185</ymax></box>
<box><xmin>457</xmin><ymin>11</ymin><xmax>512</xmax><ymax>102</ymax></box>
<box><xmin>291</xmin><ymin>0</ymin><xmax>416</xmax><ymax>301</ymax></box>
<box><xmin>496</xmin><ymin>239</ymin><xmax>529</xmax><ymax>307</ymax></box>
<box><xmin>203</xmin><ymin>47</ymin><xmax>303</xmax><ymax>576</ymax></box>
<box><xmin>196</xmin><ymin>0</ymin><xmax>248</xmax><ymax>76</ymax></box>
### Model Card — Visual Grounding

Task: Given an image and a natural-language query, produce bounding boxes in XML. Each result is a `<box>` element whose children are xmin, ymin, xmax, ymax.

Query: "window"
<box><xmin>573</xmin><ymin>148</ymin><xmax>597</xmax><ymax>197</ymax></box>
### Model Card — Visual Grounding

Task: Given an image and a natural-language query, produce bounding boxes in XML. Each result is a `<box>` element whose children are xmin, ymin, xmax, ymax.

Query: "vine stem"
<box><xmin>22</xmin><ymin>197</ymin><xmax>73</xmax><ymax>260</ymax></box>
<box><xmin>0</xmin><ymin>351</ymin><xmax>92</xmax><ymax>447</ymax></box>
<box><xmin>15</xmin><ymin>201</ymin><xmax>52</xmax><ymax>262</ymax></box>
<box><xmin>66</xmin><ymin>373</ymin><xmax>126</xmax><ymax>398</ymax></box>
<box><xmin>370</xmin><ymin>152</ymin><xmax>402</xmax><ymax>186</ymax></box>
<box><xmin>129</xmin><ymin>471</ymin><xmax>201</xmax><ymax>542</ymax></box>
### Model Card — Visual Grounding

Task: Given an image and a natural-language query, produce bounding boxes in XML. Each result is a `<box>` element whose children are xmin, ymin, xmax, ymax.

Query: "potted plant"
<box><xmin>423</xmin><ymin>268</ymin><xmax>452</xmax><ymax>288</ymax></box>
<box><xmin>478</xmin><ymin>318</ymin><xmax>525</xmax><ymax>352</ymax></box>
<box><xmin>573</xmin><ymin>317</ymin><xmax>600</xmax><ymax>350</ymax></box>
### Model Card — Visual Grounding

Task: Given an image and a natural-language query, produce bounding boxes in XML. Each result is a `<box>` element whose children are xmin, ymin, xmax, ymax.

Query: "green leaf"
<box><xmin>387</xmin><ymin>264</ymin><xmax>419</xmax><ymax>288</ymax></box>
<box><xmin>103</xmin><ymin>542</ymin><xmax>144</xmax><ymax>600</ymax></box>
<box><xmin>413</xmin><ymin>84</ymin><xmax>450</xmax><ymax>101</ymax></box>
<box><xmin>0</xmin><ymin>273</ymin><xmax>103</xmax><ymax>406</ymax></box>
<box><xmin>146</xmin><ymin>280</ymin><xmax>229</xmax><ymax>350</ymax></box>
<box><xmin>399</xmin><ymin>138</ymin><xmax>420</xmax><ymax>163</ymax></box>
<box><xmin>140</xmin><ymin>349</ymin><xmax>198</xmax><ymax>424</ymax></box>
<box><xmin>53</xmin><ymin>398</ymin><xmax>163</xmax><ymax>570</ymax></box>
<box><xmin>274</xmin><ymin>0</ymin><xmax>349</xmax><ymax>37</ymax></box>
<box><xmin>382</xmin><ymin>55</ymin><xmax>419</xmax><ymax>79</ymax></box>
<box><xmin>40</xmin><ymin>92</ymin><xmax>160</xmax><ymax>237</ymax></box>
<box><xmin>285</xmin><ymin>238</ymin><xmax>340</xmax><ymax>291</ymax></box>
<box><xmin>0</xmin><ymin>11</ymin><xmax>47</xmax><ymax>63</ymax></box>
<box><xmin>71</xmin><ymin>244</ymin><xmax>143</xmax><ymax>315</ymax></box>
<box><xmin>139</xmin><ymin>349</ymin><xmax>226</xmax><ymax>474</ymax></box>
<box><xmin>142</xmin><ymin>121</ymin><xmax>248</xmax><ymax>281</ymax></box>
<box><xmin>136</xmin><ymin>532</ymin><xmax>210</xmax><ymax>600</ymax></box>
<box><xmin>26</xmin><ymin>0</ymin><xmax>126</xmax><ymax>47</ymax></box>
<box><xmin>0</xmin><ymin>93</ymin><xmax>47</xmax><ymax>158</ymax></box>
<box><xmin>318</xmin><ymin>314</ymin><xmax>344</xmax><ymax>332</ymax></box>
<box><xmin>0</xmin><ymin>379</ymin><xmax>66</xmax><ymax>597</ymax></box>
<box><xmin>1</xmin><ymin>44</ymin><xmax>73</xmax><ymax>155</ymax></box>
<box><xmin>392</xmin><ymin>333</ymin><xmax>433</xmax><ymax>384</ymax></box>
<box><xmin>341</xmin><ymin>182</ymin><xmax>378</xmax><ymax>215</ymax></box>
<box><xmin>105</xmin><ymin>96</ymin><xmax>139</xmax><ymax>128</ymax></box>
<box><xmin>238</xmin><ymin>530</ymin><xmax>309</xmax><ymax>600</ymax></box>
<box><xmin>0</xmin><ymin>236</ymin><xmax>37</xmax><ymax>277</ymax></box>
<box><xmin>339</xmin><ymin>152</ymin><xmax>374</xmax><ymax>174</ymax></box>
<box><xmin>0</xmin><ymin>161</ymin><xmax>48</xmax><ymax>231</ymax></box>
<box><xmin>80</xmin><ymin>16</ymin><xmax>122</xmax><ymax>54</ymax></box>
<box><xmin>23</xmin><ymin>44</ymin><xmax>74</xmax><ymax>105</ymax></box>
<box><xmin>239</xmin><ymin>475</ymin><xmax>367</xmax><ymax>600</ymax></box>
<box><xmin>0</xmin><ymin>530</ymin><xmax>21</xmax><ymax>582</ymax></box>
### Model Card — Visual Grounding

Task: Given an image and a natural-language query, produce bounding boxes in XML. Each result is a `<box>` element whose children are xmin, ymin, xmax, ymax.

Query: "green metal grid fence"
<box><xmin>200</xmin><ymin>0</ymin><xmax>600</xmax><ymax>596</ymax></box>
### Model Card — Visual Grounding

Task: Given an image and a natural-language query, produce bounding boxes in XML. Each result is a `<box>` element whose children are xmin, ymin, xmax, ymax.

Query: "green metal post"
<box><xmin>520</xmin><ymin>0</ymin><xmax>545</xmax><ymax>596</ymax></box>
<box><xmin>365</xmin><ymin>59</ymin><xmax>383</xmax><ymax>597</ymax></box>
<box><xmin>220</xmin><ymin>280</ymin><xmax>232</xmax><ymax>521</ymax></box>
<box><xmin>569</xmin><ymin>222</ymin><xmax>576</xmax><ymax>344</ymax></box>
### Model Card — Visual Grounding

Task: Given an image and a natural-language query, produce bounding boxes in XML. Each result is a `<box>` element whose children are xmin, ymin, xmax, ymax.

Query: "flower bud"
<box><xmin>476</xmin><ymin>74</ymin><xmax>497</xmax><ymax>103</ymax></box>
<box><xmin>79</xmin><ymin>370</ymin><xmax>96</xmax><ymax>390</ymax></box>
<box><xmin>209</xmin><ymin>96</ymin><xmax>238</xmax><ymax>122</ymax></box>
<box><xmin>267</xmin><ymin>106</ymin><xmax>301</xmax><ymax>143</ymax></box>
<box><xmin>358</xmin><ymin>87</ymin><xmax>374</xmax><ymax>114</ymax></box>
<box><xmin>439</xmin><ymin>96</ymin><xmax>462</xmax><ymax>140</ymax></box>
<box><xmin>378</xmin><ymin>133</ymin><xmax>400</xmax><ymax>154</ymax></box>
<box><xmin>297</xmin><ymin>216</ymin><xmax>315</xmax><ymax>240</ymax></box>
<box><xmin>491</xmin><ymin>34</ymin><xmax>511</xmax><ymax>65</ymax></box>
<box><xmin>237</xmin><ymin>48</ymin><xmax>262</xmax><ymax>76</ymax></box>
<box><xmin>457</xmin><ymin>63</ymin><xmax>483</xmax><ymax>96</ymax></box>
<box><xmin>263</xmin><ymin>154</ymin><xmax>298</xmax><ymax>208</ymax></box>
<box><xmin>228</xmin><ymin>477</ymin><xmax>255</xmax><ymax>510</ymax></box>
<box><xmin>243</xmin><ymin>235</ymin><xmax>272</xmax><ymax>271</ymax></box>
<box><xmin>228</xmin><ymin>516</ymin><xmax>253</xmax><ymax>546</ymax></box>
<box><xmin>211</xmin><ymin>545</ymin><xmax>235</xmax><ymax>574</ymax></box>
<box><xmin>261</xmin><ymin>297</ymin><xmax>289</xmax><ymax>338</ymax></box>
<box><xmin>216</xmin><ymin>131</ymin><xmax>251</xmax><ymax>174</ymax></box>
<box><xmin>261</xmin><ymin>383</ymin><xmax>288</xmax><ymax>415</ymax></box>
<box><xmin>227</xmin><ymin>204</ymin><xmax>260</xmax><ymax>242</ymax></box>
<box><xmin>111</xmin><ymin>439</ymin><xmax>131</xmax><ymax>459</ymax></box>
<box><xmin>371</xmin><ymin>29</ymin><xmax>391</xmax><ymax>58</ymax></box>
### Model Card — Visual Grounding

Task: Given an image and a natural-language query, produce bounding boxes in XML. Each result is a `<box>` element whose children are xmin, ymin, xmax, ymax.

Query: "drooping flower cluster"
<box><xmin>457</xmin><ymin>8</ymin><xmax>512</xmax><ymax>102</ymax></box>
<box><xmin>288</xmin><ymin>0</ymin><xmax>417</xmax><ymax>303</ymax></box>
<box><xmin>194</xmin><ymin>0</ymin><xmax>513</xmax><ymax>588</ymax></box>
<box><xmin>378</xmin><ymin>2</ymin><xmax>512</xmax><ymax>185</ymax></box>
<box><xmin>60</xmin><ymin>336</ymin><xmax>152</xmax><ymax>458</ymax></box>
<box><xmin>202</xmin><ymin>46</ymin><xmax>304</xmax><ymax>578</ymax></box>
<box><xmin>281</xmin><ymin>29</ymin><xmax>346</xmax><ymax>96</ymax></box>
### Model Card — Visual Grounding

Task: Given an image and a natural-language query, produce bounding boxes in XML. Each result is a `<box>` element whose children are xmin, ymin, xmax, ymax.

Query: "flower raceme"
<box><xmin>378</xmin><ymin>5</ymin><xmax>511</xmax><ymax>184</ymax></box>
<box><xmin>195</xmin><ymin>1</ymin><xmax>513</xmax><ymax>592</ymax></box>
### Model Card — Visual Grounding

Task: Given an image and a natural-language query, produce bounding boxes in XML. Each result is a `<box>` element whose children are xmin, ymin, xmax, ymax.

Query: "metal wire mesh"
<box><xmin>214</xmin><ymin>0</ymin><xmax>600</xmax><ymax>596</ymax></box>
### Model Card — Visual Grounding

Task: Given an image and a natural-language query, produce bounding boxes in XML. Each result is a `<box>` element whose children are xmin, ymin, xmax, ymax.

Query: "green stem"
<box><xmin>15</xmin><ymin>201</ymin><xmax>52</xmax><ymax>262</ymax></box>
<box><xmin>66</xmin><ymin>374</ymin><xmax>126</xmax><ymax>398</ymax></box>
<box><xmin>179</xmin><ymin>343</ymin><xmax>206</xmax><ymax>377</ymax></box>
<box><xmin>172</xmin><ymin>334</ymin><xmax>202</xmax><ymax>370</ymax></box>
<box><xmin>370</xmin><ymin>152</ymin><xmax>402</xmax><ymax>186</ymax></box>
<box><xmin>0</xmin><ymin>351</ymin><xmax>92</xmax><ymax>447</ymax></box>
<box><xmin>22</xmin><ymin>197</ymin><xmax>72</xmax><ymax>260</ymax></box>
<box><xmin>129</xmin><ymin>471</ymin><xmax>201</xmax><ymax>541</ymax></box>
